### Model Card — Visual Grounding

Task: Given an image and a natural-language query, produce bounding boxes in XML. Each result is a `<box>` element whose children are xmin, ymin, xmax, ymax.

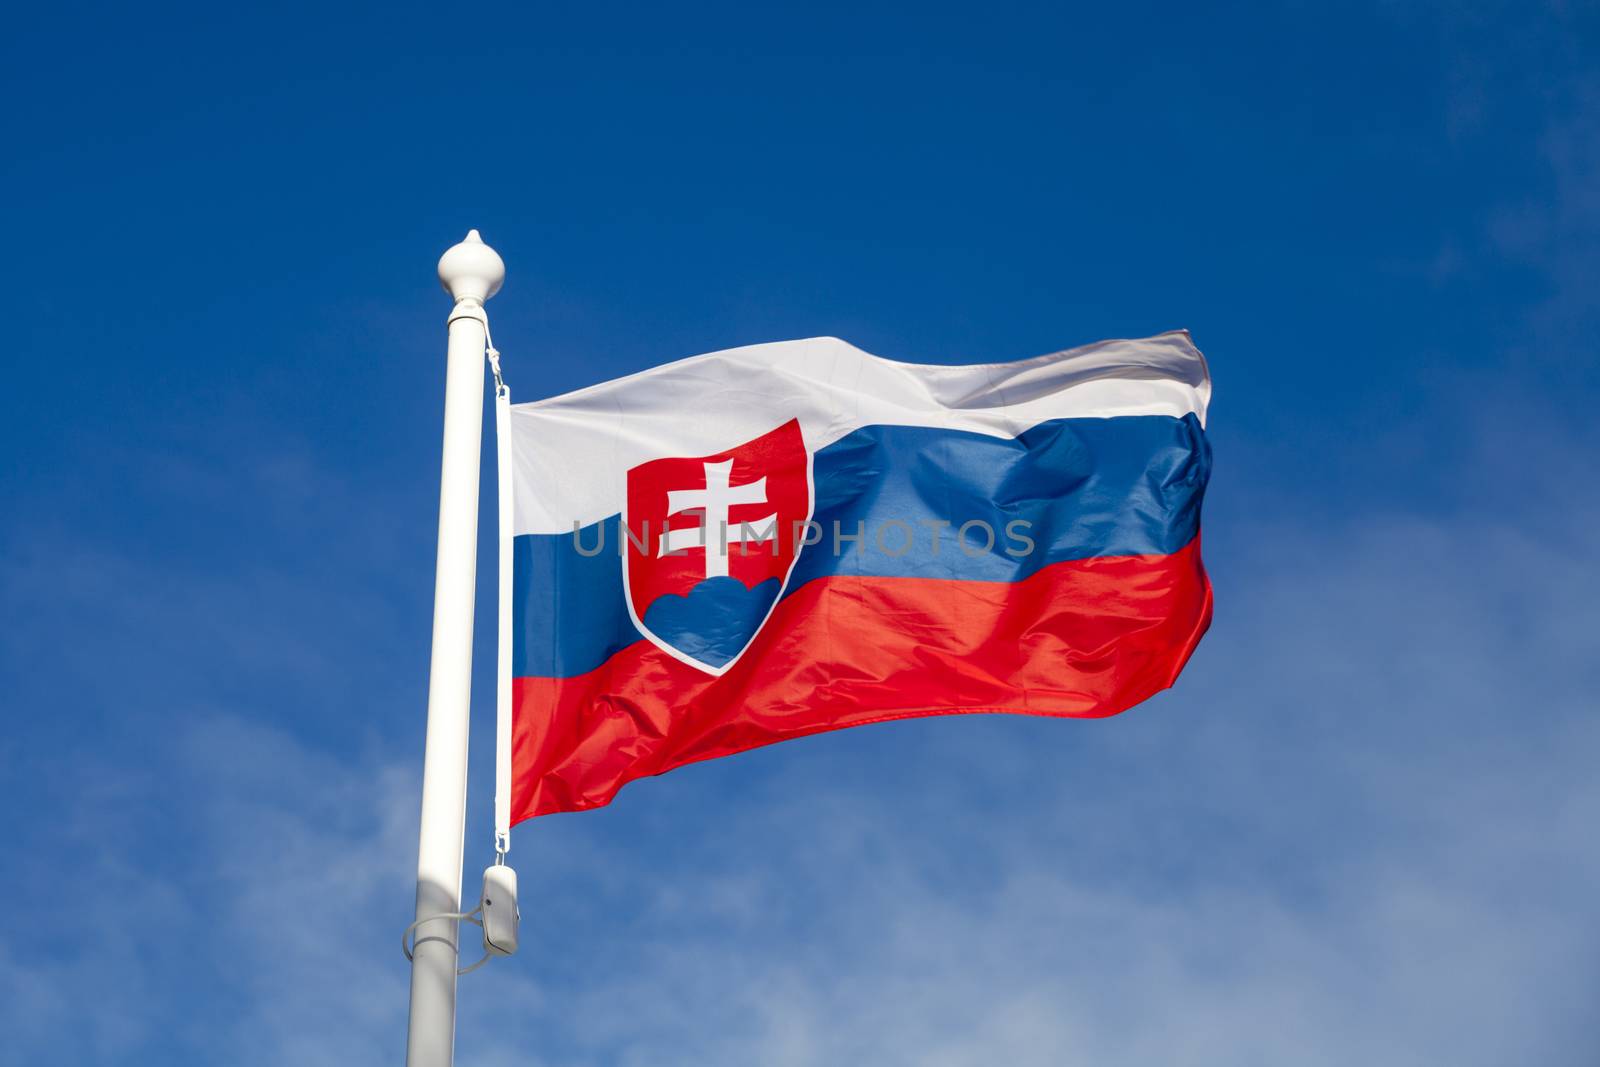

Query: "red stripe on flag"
<box><xmin>512</xmin><ymin>536</ymin><xmax>1211</xmax><ymax>820</ymax></box>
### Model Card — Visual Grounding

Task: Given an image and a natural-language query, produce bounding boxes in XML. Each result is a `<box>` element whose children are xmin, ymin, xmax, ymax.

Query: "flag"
<box><xmin>507</xmin><ymin>331</ymin><xmax>1212</xmax><ymax>819</ymax></box>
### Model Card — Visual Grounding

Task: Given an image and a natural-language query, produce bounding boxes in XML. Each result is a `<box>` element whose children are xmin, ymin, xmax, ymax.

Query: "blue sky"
<box><xmin>2</xmin><ymin>2</ymin><xmax>1597</xmax><ymax>1063</ymax></box>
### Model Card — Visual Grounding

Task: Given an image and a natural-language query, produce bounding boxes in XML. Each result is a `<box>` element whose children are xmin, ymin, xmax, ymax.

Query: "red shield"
<box><xmin>623</xmin><ymin>418</ymin><xmax>813</xmax><ymax>674</ymax></box>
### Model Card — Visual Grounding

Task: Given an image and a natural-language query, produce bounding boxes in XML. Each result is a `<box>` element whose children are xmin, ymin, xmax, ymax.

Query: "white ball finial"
<box><xmin>438</xmin><ymin>229</ymin><xmax>505</xmax><ymax>303</ymax></box>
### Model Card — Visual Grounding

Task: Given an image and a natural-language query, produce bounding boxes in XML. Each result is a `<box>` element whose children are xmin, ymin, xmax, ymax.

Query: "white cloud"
<box><xmin>3</xmin><ymin>428</ymin><xmax>1597</xmax><ymax>1065</ymax></box>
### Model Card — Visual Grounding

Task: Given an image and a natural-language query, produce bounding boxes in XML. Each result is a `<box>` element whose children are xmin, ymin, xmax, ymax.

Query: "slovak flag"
<box><xmin>507</xmin><ymin>332</ymin><xmax>1212</xmax><ymax>819</ymax></box>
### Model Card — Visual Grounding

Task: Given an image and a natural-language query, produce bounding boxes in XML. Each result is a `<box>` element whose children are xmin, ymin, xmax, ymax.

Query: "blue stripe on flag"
<box><xmin>514</xmin><ymin>413</ymin><xmax>1209</xmax><ymax>678</ymax></box>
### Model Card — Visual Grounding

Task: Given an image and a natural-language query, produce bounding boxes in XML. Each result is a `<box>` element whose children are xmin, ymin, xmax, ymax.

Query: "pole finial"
<box><xmin>438</xmin><ymin>230</ymin><xmax>505</xmax><ymax>304</ymax></box>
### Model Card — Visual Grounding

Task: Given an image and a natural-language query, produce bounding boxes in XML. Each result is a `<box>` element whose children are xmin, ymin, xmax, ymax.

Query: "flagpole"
<box><xmin>407</xmin><ymin>230</ymin><xmax>504</xmax><ymax>1067</ymax></box>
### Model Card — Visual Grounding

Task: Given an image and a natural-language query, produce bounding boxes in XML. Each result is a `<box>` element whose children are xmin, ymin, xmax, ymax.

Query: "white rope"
<box><xmin>486</xmin><ymin>317</ymin><xmax>513</xmax><ymax>861</ymax></box>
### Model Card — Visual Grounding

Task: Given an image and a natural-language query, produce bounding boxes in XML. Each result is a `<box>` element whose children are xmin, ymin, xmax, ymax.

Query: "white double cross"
<box><xmin>658</xmin><ymin>460</ymin><xmax>778</xmax><ymax>579</ymax></box>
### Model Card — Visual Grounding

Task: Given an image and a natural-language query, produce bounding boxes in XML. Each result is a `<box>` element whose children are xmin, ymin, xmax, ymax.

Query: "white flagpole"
<box><xmin>407</xmin><ymin>230</ymin><xmax>504</xmax><ymax>1067</ymax></box>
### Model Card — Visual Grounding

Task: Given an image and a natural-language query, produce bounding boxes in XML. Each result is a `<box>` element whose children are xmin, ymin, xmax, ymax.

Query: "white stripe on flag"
<box><xmin>508</xmin><ymin>330</ymin><xmax>1210</xmax><ymax>535</ymax></box>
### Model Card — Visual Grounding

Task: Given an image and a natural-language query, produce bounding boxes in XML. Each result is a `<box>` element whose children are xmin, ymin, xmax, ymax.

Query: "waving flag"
<box><xmin>507</xmin><ymin>331</ymin><xmax>1212</xmax><ymax>819</ymax></box>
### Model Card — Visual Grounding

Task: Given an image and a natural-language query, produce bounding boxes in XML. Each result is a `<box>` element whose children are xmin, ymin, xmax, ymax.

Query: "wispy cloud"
<box><xmin>3</xmin><ymin>461</ymin><xmax>1594</xmax><ymax>1064</ymax></box>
